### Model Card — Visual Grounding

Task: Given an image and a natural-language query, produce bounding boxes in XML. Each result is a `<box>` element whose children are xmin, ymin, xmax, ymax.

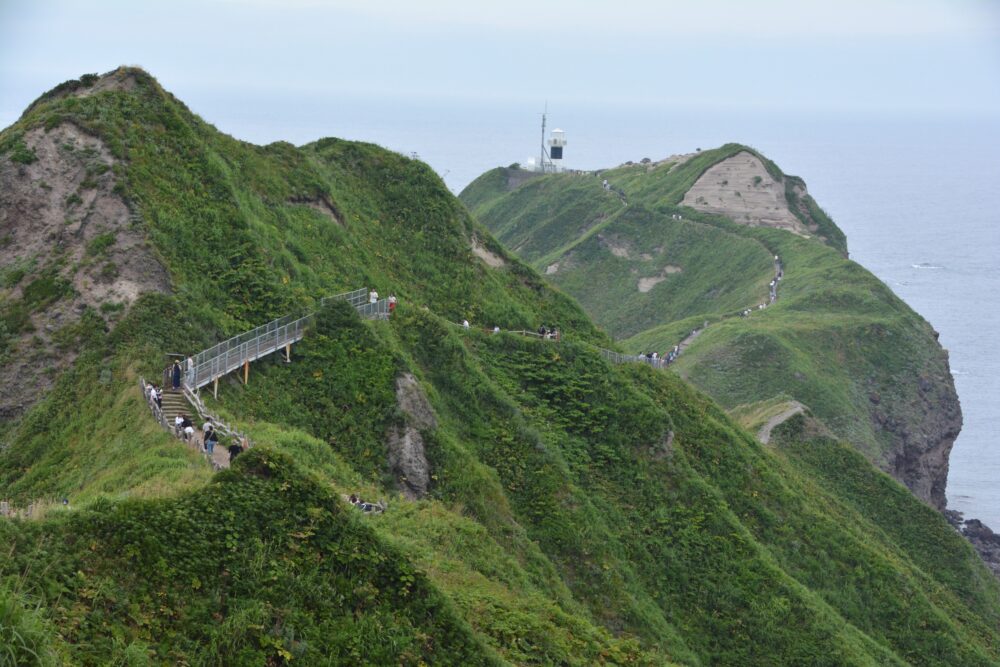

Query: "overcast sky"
<box><xmin>3</xmin><ymin>0</ymin><xmax>999</xmax><ymax>114</ymax></box>
<box><xmin>2</xmin><ymin>0</ymin><xmax>999</xmax><ymax>186</ymax></box>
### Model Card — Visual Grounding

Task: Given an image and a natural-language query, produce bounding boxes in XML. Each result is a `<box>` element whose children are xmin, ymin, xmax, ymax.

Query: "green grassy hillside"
<box><xmin>0</xmin><ymin>69</ymin><xmax>995</xmax><ymax>665</ymax></box>
<box><xmin>460</xmin><ymin>149</ymin><xmax>960</xmax><ymax>511</ymax></box>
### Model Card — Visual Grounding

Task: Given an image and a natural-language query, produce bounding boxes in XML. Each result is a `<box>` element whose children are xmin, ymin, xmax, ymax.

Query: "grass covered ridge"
<box><xmin>460</xmin><ymin>143</ymin><xmax>960</xmax><ymax>507</ymax></box>
<box><xmin>0</xmin><ymin>69</ymin><xmax>994</xmax><ymax>665</ymax></box>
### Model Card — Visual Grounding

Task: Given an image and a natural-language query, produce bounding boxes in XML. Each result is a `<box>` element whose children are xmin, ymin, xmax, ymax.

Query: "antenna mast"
<box><xmin>540</xmin><ymin>103</ymin><xmax>549</xmax><ymax>172</ymax></box>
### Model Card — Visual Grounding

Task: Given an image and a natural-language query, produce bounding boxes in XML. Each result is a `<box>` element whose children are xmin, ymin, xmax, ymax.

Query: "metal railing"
<box><xmin>354</xmin><ymin>298</ymin><xmax>391</xmax><ymax>321</ymax></box>
<box><xmin>321</xmin><ymin>287</ymin><xmax>369</xmax><ymax>309</ymax></box>
<box><xmin>446</xmin><ymin>320</ymin><xmax>674</xmax><ymax>370</ymax></box>
<box><xmin>596</xmin><ymin>348</ymin><xmax>670</xmax><ymax>369</ymax></box>
<box><xmin>187</xmin><ymin>314</ymin><xmax>311</xmax><ymax>389</ymax></box>
<box><xmin>139</xmin><ymin>377</ymin><xmax>168</xmax><ymax>429</ymax></box>
<box><xmin>183</xmin><ymin>385</ymin><xmax>250</xmax><ymax>450</ymax></box>
<box><xmin>140</xmin><ymin>376</ymin><xmax>250</xmax><ymax>470</ymax></box>
<box><xmin>184</xmin><ymin>288</ymin><xmax>389</xmax><ymax>390</ymax></box>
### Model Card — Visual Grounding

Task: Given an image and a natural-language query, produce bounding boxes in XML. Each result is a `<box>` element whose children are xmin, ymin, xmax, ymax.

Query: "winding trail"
<box><xmin>135</xmin><ymin>242</ymin><xmax>788</xmax><ymax>468</ymax></box>
<box><xmin>664</xmin><ymin>254</ymin><xmax>783</xmax><ymax>363</ymax></box>
<box><xmin>757</xmin><ymin>401</ymin><xmax>806</xmax><ymax>444</ymax></box>
<box><xmin>676</xmin><ymin>325</ymin><xmax>705</xmax><ymax>354</ymax></box>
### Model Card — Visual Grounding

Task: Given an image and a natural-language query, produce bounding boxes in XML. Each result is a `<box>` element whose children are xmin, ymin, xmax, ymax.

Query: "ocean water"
<box><xmin>125</xmin><ymin>93</ymin><xmax>1000</xmax><ymax>528</ymax></box>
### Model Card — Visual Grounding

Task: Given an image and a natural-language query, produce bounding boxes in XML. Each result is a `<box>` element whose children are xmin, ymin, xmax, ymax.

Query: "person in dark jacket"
<box><xmin>204</xmin><ymin>427</ymin><xmax>219</xmax><ymax>455</ymax></box>
<box><xmin>171</xmin><ymin>360</ymin><xmax>182</xmax><ymax>390</ymax></box>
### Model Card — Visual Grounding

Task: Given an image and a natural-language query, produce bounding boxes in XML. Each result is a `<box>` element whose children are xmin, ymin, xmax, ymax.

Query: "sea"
<box><xmin>75</xmin><ymin>92</ymin><xmax>1000</xmax><ymax>528</ymax></box>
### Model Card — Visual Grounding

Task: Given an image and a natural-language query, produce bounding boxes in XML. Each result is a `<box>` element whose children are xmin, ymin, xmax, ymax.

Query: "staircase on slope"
<box><xmin>155</xmin><ymin>389</ymin><xmax>232</xmax><ymax>469</ymax></box>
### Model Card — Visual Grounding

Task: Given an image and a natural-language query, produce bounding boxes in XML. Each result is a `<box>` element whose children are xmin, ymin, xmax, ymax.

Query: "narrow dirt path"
<box><xmin>757</xmin><ymin>401</ymin><xmax>806</xmax><ymax>444</ymax></box>
<box><xmin>676</xmin><ymin>326</ymin><xmax>705</xmax><ymax>353</ymax></box>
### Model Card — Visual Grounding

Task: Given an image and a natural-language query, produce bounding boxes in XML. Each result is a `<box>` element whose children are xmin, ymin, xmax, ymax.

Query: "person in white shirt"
<box><xmin>369</xmin><ymin>289</ymin><xmax>378</xmax><ymax>304</ymax></box>
<box><xmin>462</xmin><ymin>319</ymin><xmax>470</xmax><ymax>330</ymax></box>
<box><xmin>174</xmin><ymin>415</ymin><xmax>184</xmax><ymax>437</ymax></box>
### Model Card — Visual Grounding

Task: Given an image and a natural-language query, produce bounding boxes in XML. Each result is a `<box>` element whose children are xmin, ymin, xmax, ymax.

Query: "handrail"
<box><xmin>183</xmin><ymin>385</ymin><xmax>249</xmax><ymax>448</ymax></box>
<box><xmin>140</xmin><ymin>376</ymin><xmax>249</xmax><ymax>469</ymax></box>
<box><xmin>446</xmin><ymin>321</ymin><xmax>673</xmax><ymax>369</ymax></box>
<box><xmin>183</xmin><ymin>288</ymin><xmax>387</xmax><ymax>390</ymax></box>
<box><xmin>139</xmin><ymin>377</ymin><xmax>168</xmax><ymax>428</ymax></box>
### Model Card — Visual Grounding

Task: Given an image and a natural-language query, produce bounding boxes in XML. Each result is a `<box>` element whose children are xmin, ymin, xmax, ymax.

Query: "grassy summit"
<box><xmin>0</xmin><ymin>69</ymin><xmax>995</xmax><ymax>665</ymax></box>
<box><xmin>461</xmin><ymin>149</ymin><xmax>960</xmax><ymax>511</ymax></box>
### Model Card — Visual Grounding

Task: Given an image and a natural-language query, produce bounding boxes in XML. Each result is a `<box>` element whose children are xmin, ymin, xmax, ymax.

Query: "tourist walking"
<box><xmin>171</xmin><ymin>360</ymin><xmax>181</xmax><ymax>390</ymax></box>
<box><xmin>204</xmin><ymin>426</ymin><xmax>218</xmax><ymax>455</ymax></box>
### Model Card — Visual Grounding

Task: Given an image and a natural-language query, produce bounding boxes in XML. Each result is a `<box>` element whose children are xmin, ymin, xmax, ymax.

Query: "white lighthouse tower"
<box><xmin>527</xmin><ymin>108</ymin><xmax>568</xmax><ymax>173</ymax></box>
<box><xmin>548</xmin><ymin>129</ymin><xmax>567</xmax><ymax>171</ymax></box>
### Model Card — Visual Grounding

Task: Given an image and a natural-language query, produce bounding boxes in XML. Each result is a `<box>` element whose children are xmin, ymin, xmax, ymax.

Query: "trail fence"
<box><xmin>180</xmin><ymin>288</ymin><xmax>388</xmax><ymax>390</ymax></box>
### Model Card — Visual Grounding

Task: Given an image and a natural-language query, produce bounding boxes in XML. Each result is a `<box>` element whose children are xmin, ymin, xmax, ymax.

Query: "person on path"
<box><xmin>171</xmin><ymin>360</ymin><xmax>182</xmax><ymax>390</ymax></box>
<box><xmin>155</xmin><ymin>386</ymin><xmax>163</xmax><ymax>408</ymax></box>
<box><xmin>202</xmin><ymin>421</ymin><xmax>213</xmax><ymax>448</ymax></box>
<box><xmin>493</xmin><ymin>325</ymin><xmax>500</xmax><ymax>334</ymax></box>
<box><xmin>174</xmin><ymin>415</ymin><xmax>184</xmax><ymax>438</ymax></box>
<box><xmin>369</xmin><ymin>289</ymin><xmax>379</xmax><ymax>304</ymax></box>
<box><xmin>462</xmin><ymin>319</ymin><xmax>470</xmax><ymax>330</ymax></box>
<box><xmin>228</xmin><ymin>440</ymin><xmax>244</xmax><ymax>463</ymax></box>
<box><xmin>388</xmin><ymin>294</ymin><xmax>397</xmax><ymax>314</ymax></box>
<box><xmin>205</xmin><ymin>427</ymin><xmax>219</xmax><ymax>456</ymax></box>
<box><xmin>180</xmin><ymin>415</ymin><xmax>193</xmax><ymax>442</ymax></box>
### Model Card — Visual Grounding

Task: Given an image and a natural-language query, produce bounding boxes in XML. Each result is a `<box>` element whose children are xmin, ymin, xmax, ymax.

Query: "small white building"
<box><xmin>548</xmin><ymin>128</ymin><xmax>567</xmax><ymax>167</ymax></box>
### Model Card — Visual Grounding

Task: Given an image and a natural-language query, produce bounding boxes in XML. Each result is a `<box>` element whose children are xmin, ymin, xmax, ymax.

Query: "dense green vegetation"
<box><xmin>0</xmin><ymin>68</ymin><xmax>995</xmax><ymax>665</ymax></box>
<box><xmin>461</xmin><ymin>148</ymin><xmax>956</xmax><ymax>486</ymax></box>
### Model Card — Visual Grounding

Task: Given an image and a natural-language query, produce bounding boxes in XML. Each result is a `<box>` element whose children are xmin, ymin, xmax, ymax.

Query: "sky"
<box><xmin>2</xmin><ymin>1</ymin><xmax>999</xmax><ymax>113</ymax></box>
<box><xmin>1</xmin><ymin>0</ymin><xmax>999</xmax><ymax>187</ymax></box>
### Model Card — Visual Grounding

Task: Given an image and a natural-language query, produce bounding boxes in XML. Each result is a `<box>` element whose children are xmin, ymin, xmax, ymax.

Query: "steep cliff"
<box><xmin>461</xmin><ymin>147</ymin><xmax>959</xmax><ymax>511</ymax></box>
<box><xmin>0</xmin><ymin>70</ymin><xmax>995</xmax><ymax>665</ymax></box>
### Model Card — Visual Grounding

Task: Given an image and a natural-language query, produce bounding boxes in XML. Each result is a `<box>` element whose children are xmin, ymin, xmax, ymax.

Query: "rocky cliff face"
<box><xmin>461</xmin><ymin>146</ymin><xmax>960</xmax><ymax>515</ymax></box>
<box><xmin>682</xmin><ymin>150</ymin><xmax>809</xmax><ymax>234</ymax></box>
<box><xmin>0</xmin><ymin>114</ymin><xmax>169</xmax><ymax>424</ymax></box>
<box><xmin>880</xmin><ymin>356</ymin><xmax>962</xmax><ymax>511</ymax></box>
<box><xmin>386</xmin><ymin>372</ymin><xmax>436</xmax><ymax>499</ymax></box>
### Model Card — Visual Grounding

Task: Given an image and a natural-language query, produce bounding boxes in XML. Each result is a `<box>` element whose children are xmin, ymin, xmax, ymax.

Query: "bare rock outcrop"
<box><xmin>682</xmin><ymin>151</ymin><xmax>808</xmax><ymax>234</ymax></box>
<box><xmin>960</xmin><ymin>519</ymin><xmax>1000</xmax><ymax>579</ymax></box>
<box><xmin>386</xmin><ymin>373</ymin><xmax>437</xmax><ymax>499</ymax></box>
<box><xmin>0</xmin><ymin>121</ymin><xmax>170</xmax><ymax>424</ymax></box>
<box><xmin>471</xmin><ymin>237</ymin><xmax>506</xmax><ymax>268</ymax></box>
<box><xmin>880</xmin><ymin>365</ymin><xmax>962</xmax><ymax>511</ymax></box>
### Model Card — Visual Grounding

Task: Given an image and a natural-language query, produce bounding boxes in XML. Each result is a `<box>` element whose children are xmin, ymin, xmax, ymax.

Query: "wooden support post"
<box><xmin>213</xmin><ymin>377</ymin><xmax>219</xmax><ymax>400</ymax></box>
<box><xmin>285</xmin><ymin>343</ymin><xmax>291</xmax><ymax>363</ymax></box>
<box><xmin>243</xmin><ymin>359</ymin><xmax>249</xmax><ymax>385</ymax></box>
